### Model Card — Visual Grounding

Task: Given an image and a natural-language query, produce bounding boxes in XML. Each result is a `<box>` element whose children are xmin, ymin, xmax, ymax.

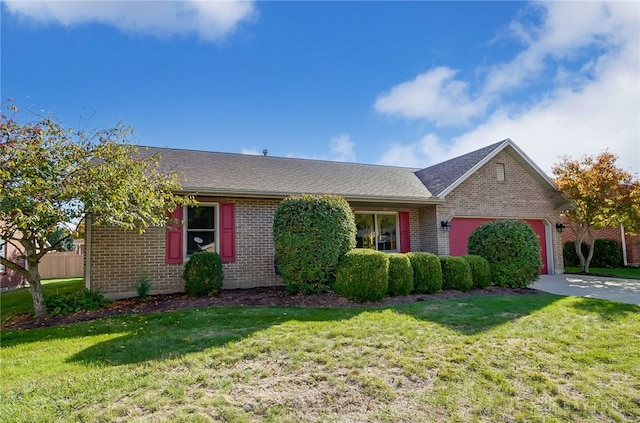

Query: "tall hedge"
<box><xmin>334</xmin><ymin>249</ymin><xmax>389</xmax><ymax>302</ymax></box>
<box><xmin>273</xmin><ymin>194</ymin><xmax>356</xmax><ymax>294</ymax></box>
<box><xmin>592</xmin><ymin>239</ymin><xmax>622</xmax><ymax>268</ymax></box>
<box><xmin>563</xmin><ymin>241</ymin><xmax>589</xmax><ymax>267</ymax></box>
<box><xmin>407</xmin><ymin>252</ymin><xmax>442</xmax><ymax>294</ymax></box>
<box><xmin>440</xmin><ymin>256</ymin><xmax>473</xmax><ymax>292</ymax></box>
<box><xmin>463</xmin><ymin>255</ymin><xmax>492</xmax><ymax>289</ymax></box>
<box><xmin>387</xmin><ymin>253</ymin><xmax>414</xmax><ymax>296</ymax></box>
<box><xmin>467</xmin><ymin>220</ymin><xmax>541</xmax><ymax>288</ymax></box>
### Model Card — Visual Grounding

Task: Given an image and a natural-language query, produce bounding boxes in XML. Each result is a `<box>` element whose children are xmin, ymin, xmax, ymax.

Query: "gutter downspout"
<box><xmin>620</xmin><ymin>224</ymin><xmax>628</xmax><ymax>267</ymax></box>
<box><xmin>85</xmin><ymin>214</ymin><xmax>92</xmax><ymax>290</ymax></box>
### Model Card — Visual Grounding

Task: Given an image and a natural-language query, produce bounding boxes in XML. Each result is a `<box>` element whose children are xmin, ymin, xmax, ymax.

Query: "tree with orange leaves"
<box><xmin>552</xmin><ymin>151</ymin><xmax>640</xmax><ymax>273</ymax></box>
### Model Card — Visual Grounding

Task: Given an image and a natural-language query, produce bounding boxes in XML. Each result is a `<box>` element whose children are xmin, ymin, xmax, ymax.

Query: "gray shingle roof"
<box><xmin>414</xmin><ymin>140</ymin><xmax>506</xmax><ymax>197</ymax></box>
<box><xmin>141</xmin><ymin>147</ymin><xmax>438</xmax><ymax>204</ymax></box>
<box><xmin>140</xmin><ymin>139</ymin><xmax>558</xmax><ymax>204</ymax></box>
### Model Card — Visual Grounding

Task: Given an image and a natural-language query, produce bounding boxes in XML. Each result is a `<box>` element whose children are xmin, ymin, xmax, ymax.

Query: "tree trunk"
<box><xmin>26</xmin><ymin>258</ymin><xmax>46</xmax><ymax>319</ymax></box>
<box><xmin>584</xmin><ymin>237</ymin><xmax>596</xmax><ymax>274</ymax></box>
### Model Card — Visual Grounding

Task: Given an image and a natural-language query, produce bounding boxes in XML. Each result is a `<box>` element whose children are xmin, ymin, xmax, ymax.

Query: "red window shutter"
<box><xmin>165</xmin><ymin>205</ymin><xmax>183</xmax><ymax>264</ymax></box>
<box><xmin>399</xmin><ymin>211</ymin><xmax>411</xmax><ymax>253</ymax></box>
<box><xmin>219</xmin><ymin>202</ymin><xmax>236</xmax><ymax>263</ymax></box>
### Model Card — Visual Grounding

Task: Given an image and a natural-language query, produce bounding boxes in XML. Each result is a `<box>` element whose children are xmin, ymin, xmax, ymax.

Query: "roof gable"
<box><xmin>414</xmin><ymin>139</ymin><xmax>558</xmax><ymax>198</ymax></box>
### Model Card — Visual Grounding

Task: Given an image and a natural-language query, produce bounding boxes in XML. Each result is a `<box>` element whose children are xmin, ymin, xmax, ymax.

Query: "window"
<box><xmin>0</xmin><ymin>240</ymin><xmax>5</xmax><ymax>273</ymax></box>
<box><xmin>496</xmin><ymin>163</ymin><xmax>506</xmax><ymax>181</ymax></box>
<box><xmin>185</xmin><ymin>204</ymin><xmax>217</xmax><ymax>256</ymax></box>
<box><xmin>355</xmin><ymin>213</ymin><xmax>398</xmax><ymax>252</ymax></box>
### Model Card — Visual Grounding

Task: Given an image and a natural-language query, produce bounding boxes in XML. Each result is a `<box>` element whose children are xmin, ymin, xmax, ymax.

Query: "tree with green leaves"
<box><xmin>1</xmin><ymin>103</ymin><xmax>193</xmax><ymax>318</ymax></box>
<box><xmin>552</xmin><ymin>151</ymin><xmax>640</xmax><ymax>273</ymax></box>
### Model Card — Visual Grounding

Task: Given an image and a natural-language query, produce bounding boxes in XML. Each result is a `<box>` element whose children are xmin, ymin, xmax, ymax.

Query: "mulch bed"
<box><xmin>1</xmin><ymin>286</ymin><xmax>543</xmax><ymax>331</ymax></box>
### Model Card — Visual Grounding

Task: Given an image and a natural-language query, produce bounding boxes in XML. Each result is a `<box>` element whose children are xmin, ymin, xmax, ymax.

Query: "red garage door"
<box><xmin>449</xmin><ymin>218</ymin><xmax>548</xmax><ymax>274</ymax></box>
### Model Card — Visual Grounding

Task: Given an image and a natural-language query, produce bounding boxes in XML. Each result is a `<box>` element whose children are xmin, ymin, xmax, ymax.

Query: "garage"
<box><xmin>448</xmin><ymin>217</ymin><xmax>549</xmax><ymax>274</ymax></box>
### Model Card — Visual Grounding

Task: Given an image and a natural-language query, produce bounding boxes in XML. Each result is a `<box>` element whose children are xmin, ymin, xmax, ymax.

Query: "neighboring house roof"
<box><xmin>141</xmin><ymin>138</ymin><xmax>560</xmax><ymax>205</ymax></box>
<box><xmin>415</xmin><ymin>138</ymin><xmax>559</xmax><ymax>199</ymax></box>
<box><xmin>141</xmin><ymin>147</ymin><xmax>439</xmax><ymax>205</ymax></box>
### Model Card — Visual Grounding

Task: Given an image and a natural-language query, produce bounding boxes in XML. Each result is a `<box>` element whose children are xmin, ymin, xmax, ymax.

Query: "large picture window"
<box><xmin>355</xmin><ymin>213</ymin><xmax>398</xmax><ymax>252</ymax></box>
<box><xmin>185</xmin><ymin>205</ymin><xmax>217</xmax><ymax>256</ymax></box>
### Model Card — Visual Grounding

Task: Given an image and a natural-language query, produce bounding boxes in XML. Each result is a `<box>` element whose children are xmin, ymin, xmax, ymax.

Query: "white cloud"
<box><xmin>3</xmin><ymin>0</ymin><xmax>256</xmax><ymax>41</ymax></box>
<box><xmin>329</xmin><ymin>134</ymin><xmax>356</xmax><ymax>162</ymax></box>
<box><xmin>240</xmin><ymin>147</ymin><xmax>261</xmax><ymax>155</ymax></box>
<box><xmin>374</xmin><ymin>66</ymin><xmax>485</xmax><ymax>126</ymax></box>
<box><xmin>376</xmin><ymin>1</ymin><xmax>639</xmax><ymax>175</ymax></box>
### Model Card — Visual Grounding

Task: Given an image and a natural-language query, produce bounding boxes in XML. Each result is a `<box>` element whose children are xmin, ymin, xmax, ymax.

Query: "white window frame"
<box><xmin>183</xmin><ymin>203</ymin><xmax>219</xmax><ymax>259</ymax></box>
<box><xmin>354</xmin><ymin>211</ymin><xmax>399</xmax><ymax>252</ymax></box>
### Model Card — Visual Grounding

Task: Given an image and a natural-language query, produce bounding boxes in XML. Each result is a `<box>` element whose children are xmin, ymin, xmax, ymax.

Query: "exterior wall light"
<box><xmin>440</xmin><ymin>220</ymin><xmax>452</xmax><ymax>231</ymax></box>
<box><xmin>555</xmin><ymin>223</ymin><xmax>566</xmax><ymax>233</ymax></box>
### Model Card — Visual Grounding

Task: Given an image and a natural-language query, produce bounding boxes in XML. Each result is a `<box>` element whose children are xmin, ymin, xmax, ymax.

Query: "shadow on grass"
<box><xmin>59</xmin><ymin>293</ymin><xmax>566</xmax><ymax>366</ymax></box>
<box><xmin>569</xmin><ymin>296</ymin><xmax>640</xmax><ymax>320</ymax></box>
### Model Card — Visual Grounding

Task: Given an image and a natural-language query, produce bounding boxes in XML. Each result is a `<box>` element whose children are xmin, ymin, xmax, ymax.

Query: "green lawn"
<box><xmin>565</xmin><ymin>267</ymin><xmax>640</xmax><ymax>280</ymax></box>
<box><xmin>0</xmin><ymin>278</ymin><xmax>83</xmax><ymax>324</ymax></box>
<box><xmin>1</xmin><ymin>293</ymin><xmax>639</xmax><ymax>422</ymax></box>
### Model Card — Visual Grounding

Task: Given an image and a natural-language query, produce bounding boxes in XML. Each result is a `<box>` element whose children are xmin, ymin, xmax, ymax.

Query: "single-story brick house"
<box><xmin>85</xmin><ymin>138</ymin><xmax>567</xmax><ymax>299</ymax></box>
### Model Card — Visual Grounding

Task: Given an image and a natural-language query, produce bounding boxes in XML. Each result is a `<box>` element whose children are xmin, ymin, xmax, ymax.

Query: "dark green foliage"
<box><xmin>387</xmin><ymin>253</ymin><xmax>414</xmax><ymax>296</ymax></box>
<box><xmin>463</xmin><ymin>255</ymin><xmax>492</xmax><ymax>289</ymax></box>
<box><xmin>592</xmin><ymin>239</ymin><xmax>622</xmax><ymax>268</ymax></box>
<box><xmin>45</xmin><ymin>288</ymin><xmax>111</xmax><ymax>317</ymax></box>
<box><xmin>407</xmin><ymin>252</ymin><xmax>443</xmax><ymax>294</ymax></box>
<box><xmin>333</xmin><ymin>249</ymin><xmax>389</xmax><ymax>302</ymax></box>
<box><xmin>183</xmin><ymin>252</ymin><xmax>223</xmax><ymax>296</ymax></box>
<box><xmin>46</xmin><ymin>226</ymin><xmax>75</xmax><ymax>252</ymax></box>
<box><xmin>563</xmin><ymin>241</ymin><xmax>589</xmax><ymax>267</ymax></box>
<box><xmin>468</xmin><ymin>220</ymin><xmax>541</xmax><ymax>288</ymax></box>
<box><xmin>136</xmin><ymin>275</ymin><xmax>151</xmax><ymax>302</ymax></box>
<box><xmin>273</xmin><ymin>194</ymin><xmax>357</xmax><ymax>294</ymax></box>
<box><xmin>440</xmin><ymin>256</ymin><xmax>473</xmax><ymax>292</ymax></box>
<box><xmin>564</xmin><ymin>239</ymin><xmax>622</xmax><ymax>269</ymax></box>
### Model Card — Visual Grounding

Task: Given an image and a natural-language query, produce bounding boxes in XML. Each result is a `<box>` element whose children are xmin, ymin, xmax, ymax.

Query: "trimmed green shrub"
<box><xmin>183</xmin><ymin>251</ymin><xmax>223</xmax><ymax>296</ymax></box>
<box><xmin>407</xmin><ymin>252</ymin><xmax>442</xmax><ymax>294</ymax></box>
<box><xmin>333</xmin><ymin>249</ymin><xmax>389</xmax><ymax>302</ymax></box>
<box><xmin>387</xmin><ymin>253</ymin><xmax>414</xmax><ymax>296</ymax></box>
<box><xmin>45</xmin><ymin>288</ymin><xmax>111</xmax><ymax>317</ymax></box>
<box><xmin>463</xmin><ymin>255</ymin><xmax>492</xmax><ymax>289</ymax></box>
<box><xmin>563</xmin><ymin>241</ymin><xmax>589</xmax><ymax>267</ymax></box>
<box><xmin>273</xmin><ymin>194</ymin><xmax>356</xmax><ymax>294</ymax></box>
<box><xmin>440</xmin><ymin>256</ymin><xmax>473</xmax><ymax>292</ymax></box>
<box><xmin>592</xmin><ymin>239</ymin><xmax>622</xmax><ymax>268</ymax></box>
<box><xmin>468</xmin><ymin>220</ymin><xmax>541</xmax><ymax>288</ymax></box>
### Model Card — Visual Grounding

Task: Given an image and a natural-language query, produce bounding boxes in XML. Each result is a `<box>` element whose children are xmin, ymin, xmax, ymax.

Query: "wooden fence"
<box><xmin>39</xmin><ymin>252</ymin><xmax>84</xmax><ymax>279</ymax></box>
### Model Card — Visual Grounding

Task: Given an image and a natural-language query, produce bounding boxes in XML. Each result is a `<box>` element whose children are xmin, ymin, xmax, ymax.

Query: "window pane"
<box><xmin>377</xmin><ymin>214</ymin><xmax>397</xmax><ymax>251</ymax></box>
<box><xmin>186</xmin><ymin>231</ymin><xmax>215</xmax><ymax>255</ymax></box>
<box><xmin>355</xmin><ymin>214</ymin><xmax>375</xmax><ymax>249</ymax></box>
<box><xmin>188</xmin><ymin>206</ymin><xmax>215</xmax><ymax>230</ymax></box>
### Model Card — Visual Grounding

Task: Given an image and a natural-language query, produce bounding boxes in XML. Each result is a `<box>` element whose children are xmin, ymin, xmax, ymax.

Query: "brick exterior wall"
<box><xmin>561</xmin><ymin>225</ymin><xmax>640</xmax><ymax>266</ymax></box>
<box><xmin>433</xmin><ymin>150</ymin><xmax>564</xmax><ymax>274</ymax></box>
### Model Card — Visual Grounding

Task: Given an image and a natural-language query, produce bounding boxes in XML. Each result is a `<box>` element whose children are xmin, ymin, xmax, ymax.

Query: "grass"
<box><xmin>565</xmin><ymin>267</ymin><xmax>640</xmax><ymax>280</ymax></box>
<box><xmin>1</xmin><ymin>293</ymin><xmax>639</xmax><ymax>422</ymax></box>
<box><xmin>0</xmin><ymin>278</ymin><xmax>83</xmax><ymax>324</ymax></box>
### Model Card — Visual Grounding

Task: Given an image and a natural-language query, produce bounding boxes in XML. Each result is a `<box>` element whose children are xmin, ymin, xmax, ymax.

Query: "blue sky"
<box><xmin>2</xmin><ymin>1</ymin><xmax>639</xmax><ymax>175</ymax></box>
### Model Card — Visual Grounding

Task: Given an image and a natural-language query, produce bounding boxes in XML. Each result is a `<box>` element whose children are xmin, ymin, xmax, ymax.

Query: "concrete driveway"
<box><xmin>531</xmin><ymin>274</ymin><xmax>640</xmax><ymax>305</ymax></box>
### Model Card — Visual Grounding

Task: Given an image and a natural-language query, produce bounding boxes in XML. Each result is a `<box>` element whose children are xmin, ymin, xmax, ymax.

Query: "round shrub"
<box><xmin>387</xmin><ymin>253</ymin><xmax>414</xmax><ymax>296</ymax></box>
<box><xmin>467</xmin><ymin>220</ymin><xmax>541</xmax><ymax>288</ymax></box>
<box><xmin>334</xmin><ymin>249</ymin><xmax>389</xmax><ymax>302</ymax></box>
<box><xmin>407</xmin><ymin>252</ymin><xmax>442</xmax><ymax>294</ymax></box>
<box><xmin>273</xmin><ymin>194</ymin><xmax>356</xmax><ymax>294</ymax></box>
<box><xmin>463</xmin><ymin>255</ymin><xmax>492</xmax><ymax>289</ymax></box>
<box><xmin>563</xmin><ymin>241</ymin><xmax>589</xmax><ymax>267</ymax></box>
<box><xmin>439</xmin><ymin>256</ymin><xmax>473</xmax><ymax>292</ymax></box>
<box><xmin>183</xmin><ymin>251</ymin><xmax>223</xmax><ymax>296</ymax></box>
<box><xmin>592</xmin><ymin>239</ymin><xmax>622</xmax><ymax>268</ymax></box>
